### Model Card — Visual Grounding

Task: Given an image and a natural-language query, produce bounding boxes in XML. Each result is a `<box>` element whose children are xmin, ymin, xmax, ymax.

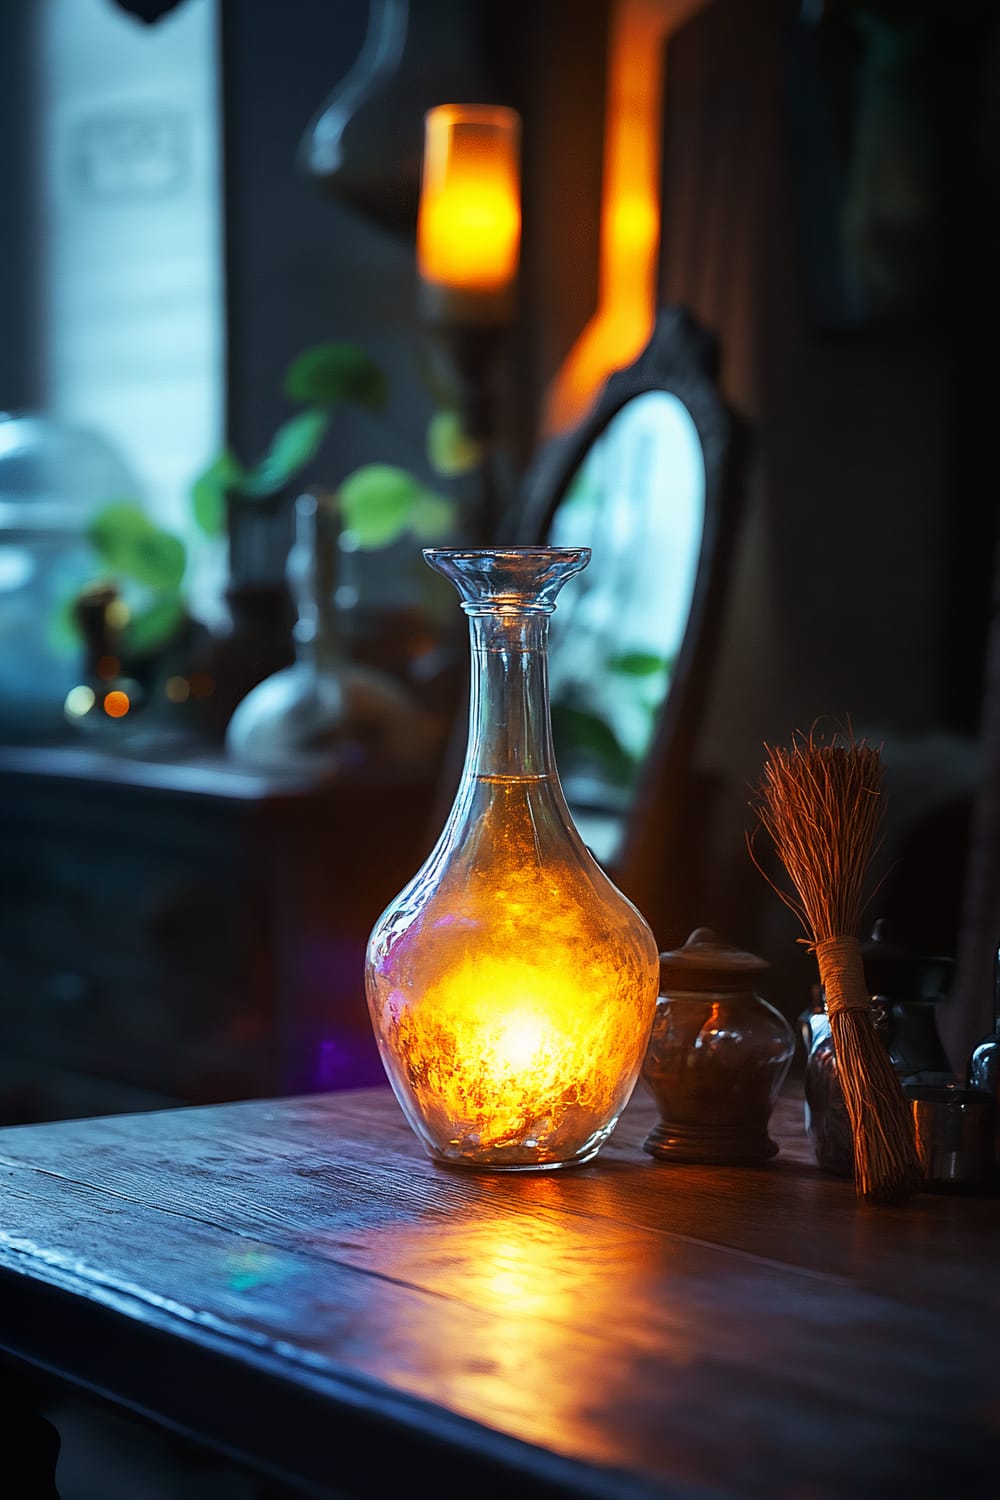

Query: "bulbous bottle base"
<box><xmin>417</xmin><ymin>1115</ymin><xmax>625</xmax><ymax>1173</ymax></box>
<box><xmin>431</xmin><ymin>1145</ymin><xmax>601</xmax><ymax>1174</ymax></box>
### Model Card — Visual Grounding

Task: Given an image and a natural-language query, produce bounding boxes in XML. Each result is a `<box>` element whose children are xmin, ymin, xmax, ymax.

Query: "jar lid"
<box><xmin>659</xmin><ymin>927</ymin><xmax>769</xmax><ymax>994</ymax></box>
<box><xmin>861</xmin><ymin>918</ymin><xmax>954</xmax><ymax>1001</ymax></box>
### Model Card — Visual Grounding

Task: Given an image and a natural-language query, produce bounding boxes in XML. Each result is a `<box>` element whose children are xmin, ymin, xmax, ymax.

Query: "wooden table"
<box><xmin>0</xmin><ymin>1086</ymin><xmax>996</xmax><ymax>1500</ymax></box>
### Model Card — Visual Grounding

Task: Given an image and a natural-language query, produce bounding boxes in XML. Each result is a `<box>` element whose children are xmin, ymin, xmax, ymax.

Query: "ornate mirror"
<box><xmin>516</xmin><ymin>310</ymin><xmax>745</xmax><ymax>938</ymax></box>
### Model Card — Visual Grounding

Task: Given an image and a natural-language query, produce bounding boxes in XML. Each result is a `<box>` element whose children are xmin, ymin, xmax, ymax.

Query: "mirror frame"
<box><xmin>514</xmin><ymin>308</ymin><xmax>748</xmax><ymax>945</ymax></box>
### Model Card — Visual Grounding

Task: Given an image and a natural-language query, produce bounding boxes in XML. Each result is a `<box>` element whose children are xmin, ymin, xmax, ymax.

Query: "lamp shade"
<box><xmin>417</xmin><ymin>105</ymin><xmax>521</xmax><ymax>325</ymax></box>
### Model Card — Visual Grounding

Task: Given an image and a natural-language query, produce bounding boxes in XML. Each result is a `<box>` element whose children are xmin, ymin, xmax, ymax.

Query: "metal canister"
<box><xmin>905</xmin><ymin>1078</ymin><xmax>996</xmax><ymax>1194</ymax></box>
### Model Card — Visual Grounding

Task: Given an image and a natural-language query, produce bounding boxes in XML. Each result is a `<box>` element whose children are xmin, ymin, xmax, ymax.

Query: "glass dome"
<box><xmin>0</xmin><ymin>412</ymin><xmax>141</xmax><ymax>739</ymax></box>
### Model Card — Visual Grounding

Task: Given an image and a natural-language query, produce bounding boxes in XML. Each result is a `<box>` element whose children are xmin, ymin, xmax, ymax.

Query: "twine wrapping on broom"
<box><xmin>750</xmin><ymin>730</ymin><xmax>923</xmax><ymax>1204</ymax></box>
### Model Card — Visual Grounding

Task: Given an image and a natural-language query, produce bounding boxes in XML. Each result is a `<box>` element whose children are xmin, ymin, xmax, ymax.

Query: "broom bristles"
<box><xmin>750</xmin><ymin>728</ymin><xmax>922</xmax><ymax>1203</ymax></box>
<box><xmin>754</xmin><ymin>735</ymin><xmax>883</xmax><ymax>939</ymax></box>
<box><xmin>829</xmin><ymin>1010</ymin><xmax>923</xmax><ymax>1202</ymax></box>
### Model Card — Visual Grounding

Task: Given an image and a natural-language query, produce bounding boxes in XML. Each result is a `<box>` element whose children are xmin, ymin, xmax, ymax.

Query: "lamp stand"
<box><xmin>423</xmin><ymin>323</ymin><xmax>511</xmax><ymax>545</ymax></box>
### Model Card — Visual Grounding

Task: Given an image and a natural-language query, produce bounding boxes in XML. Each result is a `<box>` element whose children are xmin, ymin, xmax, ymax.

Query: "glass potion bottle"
<box><xmin>365</xmin><ymin>548</ymin><xmax>660</xmax><ymax>1170</ymax></box>
<box><xmin>226</xmin><ymin>492</ymin><xmax>434</xmax><ymax>775</ymax></box>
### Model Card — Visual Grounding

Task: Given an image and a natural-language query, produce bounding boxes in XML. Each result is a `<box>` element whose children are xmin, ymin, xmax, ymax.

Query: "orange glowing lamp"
<box><xmin>417</xmin><ymin>105</ymin><xmax>521</xmax><ymax>326</ymax></box>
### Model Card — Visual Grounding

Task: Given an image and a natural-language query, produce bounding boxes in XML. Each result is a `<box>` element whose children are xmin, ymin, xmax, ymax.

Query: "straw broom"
<box><xmin>750</xmin><ymin>730</ymin><xmax>922</xmax><ymax>1203</ymax></box>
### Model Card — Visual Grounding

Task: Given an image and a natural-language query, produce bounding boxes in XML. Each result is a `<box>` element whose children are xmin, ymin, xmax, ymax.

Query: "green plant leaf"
<box><xmin>339</xmin><ymin>464</ymin><xmax>432</xmax><ymax>549</ymax></box>
<box><xmin>551</xmin><ymin>701</ymin><xmax>637</xmax><ymax>787</ymax></box>
<box><xmin>123</xmin><ymin>595</ymin><xmax>187</xmax><ymax>657</ymax></box>
<box><xmin>426</xmin><ymin>410</ymin><xmax>483</xmax><ymax>477</ymax></box>
<box><xmin>408</xmin><ymin>489</ymin><xmax>457</xmax><ymax>541</ymax></box>
<box><xmin>126</xmin><ymin>530</ymin><xmax>186</xmax><ymax>591</ymax></box>
<box><xmin>284</xmin><ymin>343</ymin><xmax>388</xmax><ymax>411</ymax></box>
<box><xmin>608</xmin><ymin>650</ymin><xmax>670</xmax><ymax>678</ymax></box>
<box><xmin>88</xmin><ymin>501</ymin><xmax>149</xmax><ymax>564</ymax></box>
<box><xmin>191</xmin><ymin>450</ymin><xmax>245</xmax><ymax>536</ymax></box>
<box><xmin>88</xmin><ymin>503</ymin><xmax>186</xmax><ymax>590</ymax></box>
<box><xmin>243</xmin><ymin>408</ymin><xmax>330</xmax><ymax>498</ymax></box>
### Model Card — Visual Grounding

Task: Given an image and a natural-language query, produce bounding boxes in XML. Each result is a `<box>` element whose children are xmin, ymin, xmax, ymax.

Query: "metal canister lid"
<box><xmin>860</xmin><ymin>918</ymin><xmax>953</xmax><ymax>1001</ymax></box>
<box><xmin>658</xmin><ymin>927</ymin><xmax>770</xmax><ymax>994</ymax></box>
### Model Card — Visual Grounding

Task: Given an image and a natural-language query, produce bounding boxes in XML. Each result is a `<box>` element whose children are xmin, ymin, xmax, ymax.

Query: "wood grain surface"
<box><xmin>0</xmin><ymin>1087</ymin><xmax>996</xmax><ymax>1500</ymax></box>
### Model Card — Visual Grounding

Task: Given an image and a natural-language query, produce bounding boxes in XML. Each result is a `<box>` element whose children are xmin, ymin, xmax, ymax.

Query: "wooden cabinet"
<box><xmin>0</xmin><ymin>744</ymin><xmax>434</xmax><ymax>1123</ymax></box>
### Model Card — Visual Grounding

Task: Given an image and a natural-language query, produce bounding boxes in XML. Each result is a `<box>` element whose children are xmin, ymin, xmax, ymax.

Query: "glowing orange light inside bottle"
<box><xmin>384</xmin><ymin>915</ymin><xmax>655</xmax><ymax>1159</ymax></box>
<box><xmin>103</xmin><ymin>690</ymin><xmax>130</xmax><ymax>719</ymax></box>
<box><xmin>418</xmin><ymin>104</ymin><xmax>521</xmax><ymax>323</ymax></box>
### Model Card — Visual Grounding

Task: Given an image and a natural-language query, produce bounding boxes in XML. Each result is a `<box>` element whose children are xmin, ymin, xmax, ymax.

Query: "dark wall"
<box><xmin>496</xmin><ymin>0</ymin><xmax>607</xmax><ymax>444</ymax></box>
<box><xmin>0</xmin><ymin>0</ymin><xmax>40</xmax><ymax>411</ymax></box>
<box><xmin>221</xmin><ymin>1</ymin><xmax>416</xmax><ymax>492</ymax></box>
<box><xmin>657</xmin><ymin>0</ymin><xmax>997</xmax><ymax>1021</ymax></box>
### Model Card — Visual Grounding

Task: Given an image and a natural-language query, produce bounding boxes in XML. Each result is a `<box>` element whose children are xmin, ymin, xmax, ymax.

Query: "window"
<box><xmin>35</xmin><ymin>0</ymin><xmax>224</xmax><ymax>612</ymax></box>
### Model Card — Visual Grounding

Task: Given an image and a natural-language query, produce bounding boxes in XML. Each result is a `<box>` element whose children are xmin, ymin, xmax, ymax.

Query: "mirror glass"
<box><xmin>547</xmin><ymin>390</ymin><xmax>706</xmax><ymax>864</ymax></box>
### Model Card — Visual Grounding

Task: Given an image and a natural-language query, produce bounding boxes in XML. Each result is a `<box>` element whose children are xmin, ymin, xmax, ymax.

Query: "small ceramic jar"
<box><xmin>641</xmin><ymin>928</ymin><xmax>795</xmax><ymax>1165</ymax></box>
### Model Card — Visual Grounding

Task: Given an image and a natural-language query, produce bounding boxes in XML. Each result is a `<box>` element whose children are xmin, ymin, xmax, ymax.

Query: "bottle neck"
<box><xmin>294</xmin><ymin>619</ymin><xmax>344</xmax><ymax>676</ymax></box>
<box><xmin>288</xmin><ymin>492</ymin><xmax>347</xmax><ymax>678</ymax></box>
<box><xmin>462</xmin><ymin>608</ymin><xmax>555</xmax><ymax>780</ymax></box>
